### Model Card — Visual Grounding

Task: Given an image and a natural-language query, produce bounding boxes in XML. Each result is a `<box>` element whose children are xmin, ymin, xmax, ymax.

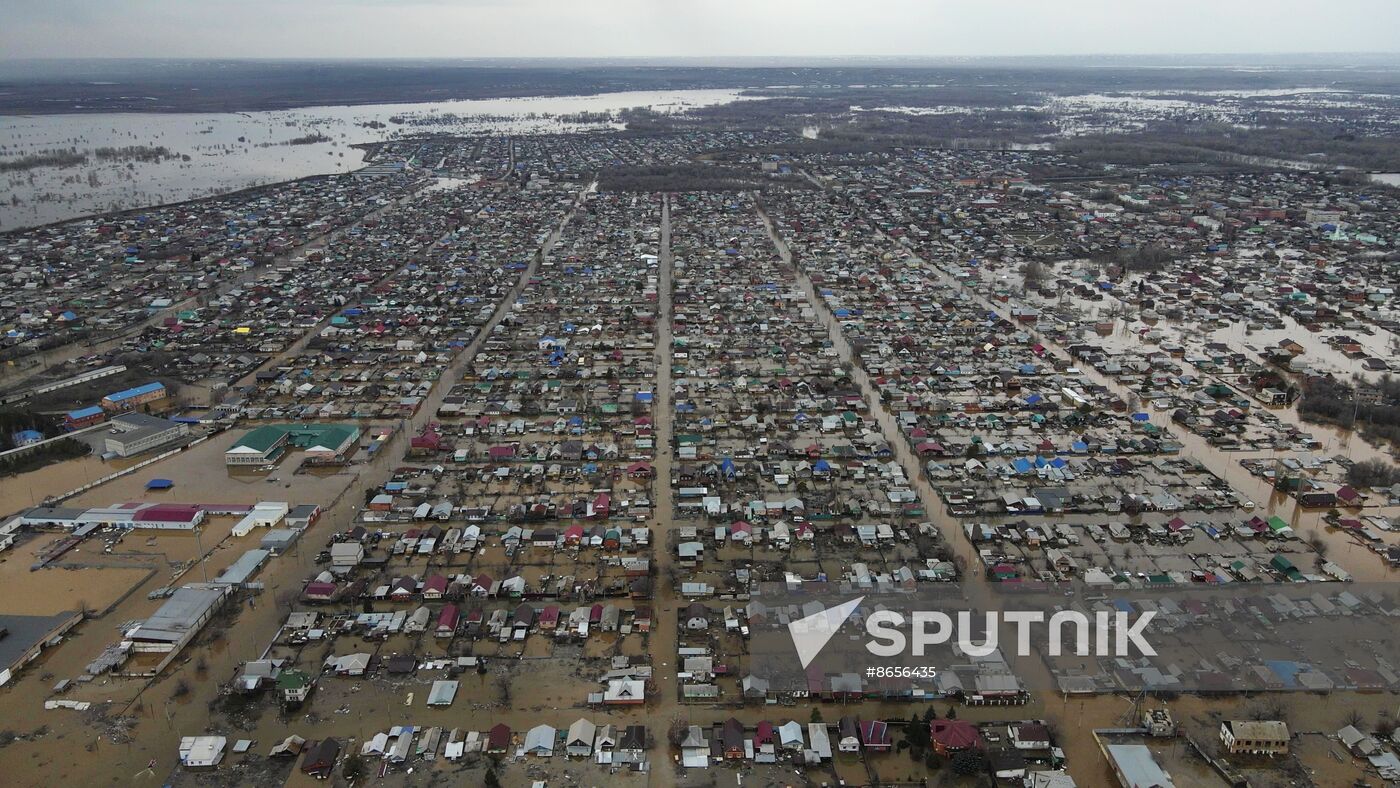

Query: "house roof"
<box><xmin>300</xmin><ymin>738</ymin><xmax>340</xmax><ymax>773</ymax></box>
<box><xmin>1225</xmin><ymin>720</ymin><xmax>1289</xmax><ymax>741</ymax></box>
<box><xmin>524</xmin><ymin>724</ymin><xmax>556</xmax><ymax>753</ymax></box>
<box><xmin>859</xmin><ymin>719</ymin><xmax>890</xmax><ymax>745</ymax></box>
<box><xmin>487</xmin><ymin>723</ymin><xmax>511</xmax><ymax>749</ymax></box>
<box><xmin>722</xmin><ymin>717</ymin><xmax>745</xmax><ymax>748</ymax></box>
<box><xmin>930</xmin><ymin>719</ymin><xmax>983</xmax><ymax>750</ymax></box>
<box><xmin>567</xmin><ymin>718</ymin><xmax>597</xmax><ymax>745</ymax></box>
<box><xmin>620</xmin><ymin>724</ymin><xmax>647</xmax><ymax>750</ymax></box>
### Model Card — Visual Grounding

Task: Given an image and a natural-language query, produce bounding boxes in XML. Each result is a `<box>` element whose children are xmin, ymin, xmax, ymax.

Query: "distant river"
<box><xmin>0</xmin><ymin>89</ymin><xmax>753</xmax><ymax>231</ymax></box>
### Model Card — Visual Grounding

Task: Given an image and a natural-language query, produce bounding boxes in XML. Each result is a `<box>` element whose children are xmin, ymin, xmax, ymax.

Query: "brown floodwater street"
<box><xmin>3</xmin><ymin>60</ymin><xmax>1400</xmax><ymax>788</ymax></box>
<box><xmin>886</xmin><ymin>226</ymin><xmax>1400</xmax><ymax>583</ymax></box>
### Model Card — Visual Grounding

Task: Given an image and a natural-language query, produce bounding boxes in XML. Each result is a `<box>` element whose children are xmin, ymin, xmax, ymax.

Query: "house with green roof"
<box><xmin>277</xmin><ymin>669</ymin><xmax>313</xmax><ymax>706</ymax></box>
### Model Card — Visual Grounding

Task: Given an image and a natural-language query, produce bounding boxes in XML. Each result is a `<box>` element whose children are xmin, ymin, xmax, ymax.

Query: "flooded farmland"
<box><xmin>0</xmin><ymin>88</ymin><xmax>753</xmax><ymax>230</ymax></box>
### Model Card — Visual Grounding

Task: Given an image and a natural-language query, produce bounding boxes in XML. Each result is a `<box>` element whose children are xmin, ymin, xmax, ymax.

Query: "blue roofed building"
<box><xmin>65</xmin><ymin>405</ymin><xmax>106</xmax><ymax>429</ymax></box>
<box><xmin>10</xmin><ymin>430</ymin><xmax>44</xmax><ymax>447</ymax></box>
<box><xmin>101</xmin><ymin>381</ymin><xmax>167</xmax><ymax>412</ymax></box>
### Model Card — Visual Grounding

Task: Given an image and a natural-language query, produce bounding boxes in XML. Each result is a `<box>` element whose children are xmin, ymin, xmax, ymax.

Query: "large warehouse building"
<box><xmin>20</xmin><ymin>502</ymin><xmax>207</xmax><ymax>530</ymax></box>
<box><xmin>121</xmin><ymin>583</ymin><xmax>232</xmax><ymax>676</ymax></box>
<box><xmin>0</xmin><ymin>611</ymin><xmax>83</xmax><ymax>686</ymax></box>
<box><xmin>225</xmin><ymin>423</ymin><xmax>360</xmax><ymax>466</ymax></box>
<box><xmin>103</xmin><ymin>412</ymin><xmax>189</xmax><ymax>457</ymax></box>
<box><xmin>100</xmin><ymin>381</ymin><xmax>167</xmax><ymax>412</ymax></box>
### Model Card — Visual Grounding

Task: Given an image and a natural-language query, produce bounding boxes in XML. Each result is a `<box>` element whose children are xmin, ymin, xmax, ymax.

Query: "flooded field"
<box><xmin>0</xmin><ymin>453</ymin><xmax>113</xmax><ymax>510</ymax></box>
<box><xmin>0</xmin><ymin>559</ymin><xmax>152</xmax><ymax>616</ymax></box>
<box><xmin>0</xmin><ymin>88</ymin><xmax>753</xmax><ymax>230</ymax></box>
<box><xmin>61</xmin><ymin>430</ymin><xmax>360</xmax><ymax>509</ymax></box>
<box><xmin>0</xmin><ymin>429</ymin><xmax>361</xmax><ymax>523</ymax></box>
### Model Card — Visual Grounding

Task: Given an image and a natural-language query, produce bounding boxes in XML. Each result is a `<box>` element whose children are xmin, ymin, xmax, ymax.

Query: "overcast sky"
<box><xmin>5</xmin><ymin>0</ymin><xmax>1399</xmax><ymax>60</ymax></box>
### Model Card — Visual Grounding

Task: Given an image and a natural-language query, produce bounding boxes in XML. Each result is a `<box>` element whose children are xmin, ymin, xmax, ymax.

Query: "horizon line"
<box><xmin>3</xmin><ymin>51</ymin><xmax>1399</xmax><ymax>64</ymax></box>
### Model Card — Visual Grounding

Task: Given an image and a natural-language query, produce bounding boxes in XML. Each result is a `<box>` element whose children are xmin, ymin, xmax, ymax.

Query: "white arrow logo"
<box><xmin>788</xmin><ymin>597</ymin><xmax>865</xmax><ymax>669</ymax></box>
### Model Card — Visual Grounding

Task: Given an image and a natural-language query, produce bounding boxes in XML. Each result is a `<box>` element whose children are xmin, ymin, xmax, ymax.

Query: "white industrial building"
<box><xmin>231</xmin><ymin>502</ymin><xmax>289</xmax><ymax>537</ymax></box>
<box><xmin>123</xmin><ymin>584</ymin><xmax>231</xmax><ymax>676</ymax></box>
<box><xmin>103</xmin><ymin>412</ymin><xmax>188</xmax><ymax>458</ymax></box>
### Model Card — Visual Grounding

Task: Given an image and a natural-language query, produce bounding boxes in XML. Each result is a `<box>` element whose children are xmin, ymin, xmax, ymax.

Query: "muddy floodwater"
<box><xmin>0</xmin><ymin>428</ymin><xmax>361</xmax><ymax>512</ymax></box>
<box><xmin>0</xmin><ymin>434</ymin><xmax>377</xmax><ymax>787</ymax></box>
<box><xmin>1</xmin><ymin>116</ymin><xmax>1397</xmax><ymax>788</ymax></box>
<box><xmin>999</xmin><ymin>272</ymin><xmax>1400</xmax><ymax>581</ymax></box>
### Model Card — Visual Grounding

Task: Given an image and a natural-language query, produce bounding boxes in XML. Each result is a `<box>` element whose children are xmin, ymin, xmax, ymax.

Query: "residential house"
<box><xmin>566</xmin><ymin>718</ymin><xmax>597</xmax><ymax>758</ymax></box>
<box><xmin>523</xmin><ymin>724</ymin><xmax>556</xmax><ymax>757</ymax></box>
<box><xmin>299</xmin><ymin>738</ymin><xmax>340</xmax><ymax>777</ymax></box>
<box><xmin>859</xmin><ymin>719</ymin><xmax>891</xmax><ymax>752</ymax></box>
<box><xmin>1220</xmin><ymin>720</ymin><xmax>1289</xmax><ymax>755</ymax></box>
<box><xmin>837</xmin><ymin>716</ymin><xmax>861</xmax><ymax>753</ymax></box>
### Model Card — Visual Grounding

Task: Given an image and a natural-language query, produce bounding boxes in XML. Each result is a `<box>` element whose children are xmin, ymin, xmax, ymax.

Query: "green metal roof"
<box><xmin>232</xmin><ymin>425</ymin><xmax>289</xmax><ymax>453</ymax></box>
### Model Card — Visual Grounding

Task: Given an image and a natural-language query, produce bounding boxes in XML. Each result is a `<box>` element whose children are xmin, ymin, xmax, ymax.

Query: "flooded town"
<box><xmin>2</xmin><ymin>18</ymin><xmax>1400</xmax><ymax>788</ymax></box>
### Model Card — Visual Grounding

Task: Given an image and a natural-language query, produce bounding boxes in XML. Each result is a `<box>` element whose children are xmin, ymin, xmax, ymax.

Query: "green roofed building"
<box><xmin>1270</xmin><ymin>554</ymin><xmax>1304</xmax><ymax>582</ymax></box>
<box><xmin>277</xmin><ymin>669</ymin><xmax>314</xmax><ymax>706</ymax></box>
<box><xmin>225</xmin><ymin>424</ymin><xmax>361</xmax><ymax>466</ymax></box>
<box><xmin>1266</xmin><ymin>515</ymin><xmax>1293</xmax><ymax>537</ymax></box>
<box><xmin>225</xmin><ymin>426</ymin><xmax>289</xmax><ymax>465</ymax></box>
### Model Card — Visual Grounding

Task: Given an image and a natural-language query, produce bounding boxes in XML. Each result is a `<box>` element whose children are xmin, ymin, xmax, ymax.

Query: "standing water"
<box><xmin>0</xmin><ymin>89</ymin><xmax>757</xmax><ymax>230</ymax></box>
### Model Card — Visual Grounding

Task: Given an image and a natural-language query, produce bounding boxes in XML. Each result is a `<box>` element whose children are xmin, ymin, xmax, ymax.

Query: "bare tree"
<box><xmin>1021</xmin><ymin>260</ymin><xmax>1049</xmax><ymax>291</ymax></box>
<box><xmin>667</xmin><ymin>717</ymin><xmax>688</xmax><ymax>747</ymax></box>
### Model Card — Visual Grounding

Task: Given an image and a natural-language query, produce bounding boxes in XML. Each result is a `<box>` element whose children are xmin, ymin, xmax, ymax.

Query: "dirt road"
<box><xmin>0</xmin><ymin>181</ymin><xmax>590</xmax><ymax>788</ymax></box>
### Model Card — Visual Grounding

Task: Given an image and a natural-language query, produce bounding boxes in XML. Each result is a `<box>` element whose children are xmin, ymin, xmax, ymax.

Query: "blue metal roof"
<box><xmin>104</xmin><ymin>381</ymin><xmax>165</xmax><ymax>403</ymax></box>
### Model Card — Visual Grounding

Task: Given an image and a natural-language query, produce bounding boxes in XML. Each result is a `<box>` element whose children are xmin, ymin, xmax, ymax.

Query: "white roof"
<box><xmin>1025</xmin><ymin>770</ymin><xmax>1078</xmax><ymax>788</ymax></box>
<box><xmin>567</xmin><ymin>718</ymin><xmax>597</xmax><ymax>747</ymax></box>
<box><xmin>523</xmin><ymin>724</ymin><xmax>556</xmax><ymax>755</ymax></box>
<box><xmin>427</xmin><ymin>680</ymin><xmax>458</xmax><ymax>706</ymax></box>
<box><xmin>179</xmin><ymin>735</ymin><xmax>227</xmax><ymax>767</ymax></box>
